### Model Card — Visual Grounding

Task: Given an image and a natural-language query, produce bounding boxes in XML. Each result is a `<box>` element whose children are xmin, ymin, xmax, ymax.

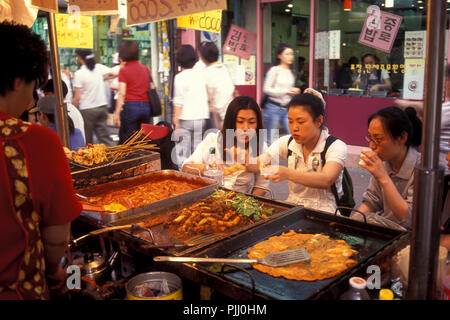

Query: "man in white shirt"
<box><xmin>72</xmin><ymin>49</ymin><xmax>113</xmax><ymax>146</ymax></box>
<box><xmin>173</xmin><ymin>45</ymin><xmax>209</xmax><ymax>167</ymax></box>
<box><xmin>200</xmin><ymin>42</ymin><xmax>235</xmax><ymax>130</ymax></box>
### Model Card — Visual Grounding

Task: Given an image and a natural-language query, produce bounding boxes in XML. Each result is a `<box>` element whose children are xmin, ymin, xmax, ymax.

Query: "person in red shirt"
<box><xmin>0</xmin><ymin>21</ymin><xmax>81</xmax><ymax>299</ymax></box>
<box><xmin>114</xmin><ymin>40</ymin><xmax>152</xmax><ymax>144</ymax></box>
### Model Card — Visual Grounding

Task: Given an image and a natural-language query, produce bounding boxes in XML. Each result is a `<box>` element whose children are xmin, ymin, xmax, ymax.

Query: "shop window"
<box><xmin>314</xmin><ymin>0</ymin><xmax>443</xmax><ymax>99</ymax></box>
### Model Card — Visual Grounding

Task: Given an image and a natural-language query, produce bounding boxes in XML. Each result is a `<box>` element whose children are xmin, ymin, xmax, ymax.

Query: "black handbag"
<box><xmin>146</xmin><ymin>68</ymin><xmax>162</xmax><ymax>117</ymax></box>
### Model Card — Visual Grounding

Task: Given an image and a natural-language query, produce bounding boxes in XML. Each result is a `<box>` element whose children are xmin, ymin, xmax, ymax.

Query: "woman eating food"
<box><xmin>260</xmin><ymin>93</ymin><xmax>348</xmax><ymax>214</ymax></box>
<box><xmin>182</xmin><ymin>96</ymin><xmax>269</xmax><ymax>196</ymax></box>
<box><xmin>355</xmin><ymin>106</ymin><xmax>422</xmax><ymax>228</ymax></box>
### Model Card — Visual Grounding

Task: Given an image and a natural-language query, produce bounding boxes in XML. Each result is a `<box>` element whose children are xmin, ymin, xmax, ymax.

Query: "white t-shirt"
<box><xmin>66</xmin><ymin>102</ymin><xmax>85</xmax><ymax>141</ymax></box>
<box><xmin>193</xmin><ymin>59</ymin><xmax>206</xmax><ymax>71</ymax></box>
<box><xmin>265</xmin><ymin>129</ymin><xmax>347</xmax><ymax>213</ymax></box>
<box><xmin>173</xmin><ymin>68</ymin><xmax>209</xmax><ymax>120</ymax></box>
<box><xmin>73</xmin><ymin>64</ymin><xmax>111</xmax><ymax>110</ymax></box>
<box><xmin>204</xmin><ymin>63</ymin><xmax>235</xmax><ymax>121</ymax></box>
<box><xmin>263</xmin><ymin>65</ymin><xmax>296</xmax><ymax>107</ymax></box>
<box><xmin>183</xmin><ymin>132</ymin><xmax>269</xmax><ymax>193</ymax></box>
<box><xmin>110</xmin><ymin>65</ymin><xmax>121</xmax><ymax>100</ymax></box>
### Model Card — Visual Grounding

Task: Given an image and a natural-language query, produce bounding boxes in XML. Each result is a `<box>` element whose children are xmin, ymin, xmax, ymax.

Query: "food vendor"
<box><xmin>354</xmin><ymin>106</ymin><xmax>422</xmax><ymax>229</ymax></box>
<box><xmin>352</xmin><ymin>53</ymin><xmax>392</xmax><ymax>93</ymax></box>
<box><xmin>0</xmin><ymin>21</ymin><xmax>81</xmax><ymax>299</ymax></box>
<box><xmin>182</xmin><ymin>96</ymin><xmax>269</xmax><ymax>196</ymax></box>
<box><xmin>261</xmin><ymin>93</ymin><xmax>348</xmax><ymax>213</ymax></box>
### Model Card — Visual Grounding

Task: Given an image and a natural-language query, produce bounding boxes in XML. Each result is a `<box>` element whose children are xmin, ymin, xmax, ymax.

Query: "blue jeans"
<box><xmin>119</xmin><ymin>101</ymin><xmax>152</xmax><ymax>144</ymax></box>
<box><xmin>264</xmin><ymin>101</ymin><xmax>289</xmax><ymax>143</ymax></box>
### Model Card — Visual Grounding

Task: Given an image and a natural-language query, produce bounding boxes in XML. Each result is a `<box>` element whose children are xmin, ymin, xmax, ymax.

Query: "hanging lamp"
<box><xmin>343</xmin><ymin>0</ymin><xmax>352</xmax><ymax>11</ymax></box>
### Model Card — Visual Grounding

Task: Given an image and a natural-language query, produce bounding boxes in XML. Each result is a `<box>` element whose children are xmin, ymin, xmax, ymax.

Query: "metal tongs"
<box><xmin>154</xmin><ymin>248</ymin><xmax>310</xmax><ymax>267</ymax></box>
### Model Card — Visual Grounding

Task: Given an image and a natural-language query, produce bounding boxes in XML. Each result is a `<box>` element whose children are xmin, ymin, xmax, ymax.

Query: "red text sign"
<box><xmin>223</xmin><ymin>24</ymin><xmax>256</xmax><ymax>60</ymax></box>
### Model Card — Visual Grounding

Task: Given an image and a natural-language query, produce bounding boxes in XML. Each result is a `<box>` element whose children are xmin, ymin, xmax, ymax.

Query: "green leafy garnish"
<box><xmin>209</xmin><ymin>190</ymin><xmax>273</xmax><ymax>221</ymax></box>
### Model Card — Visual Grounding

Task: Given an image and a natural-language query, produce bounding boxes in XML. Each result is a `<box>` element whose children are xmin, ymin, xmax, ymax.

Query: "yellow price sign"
<box><xmin>177</xmin><ymin>10</ymin><xmax>222</xmax><ymax>34</ymax></box>
<box><xmin>55</xmin><ymin>13</ymin><xmax>93</xmax><ymax>49</ymax></box>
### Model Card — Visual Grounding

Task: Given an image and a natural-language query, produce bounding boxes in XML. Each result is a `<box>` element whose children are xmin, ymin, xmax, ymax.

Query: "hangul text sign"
<box><xmin>223</xmin><ymin>24</ymin><xmax>256</xmax><ymax>60</ymax></box>
<box><xmin>55</xmin><ymin>13</ymin><xmax>94</xmax><ymax>49</ymax></box>
<box><xmin>358</xmin><ymin>8</ymin><xmax>402</xmax><ymax>53</ymax></box>
<box><xmin>127</xmin><ymin>0</ymin><xmax>227</xmax><ymax>26</ymax></box>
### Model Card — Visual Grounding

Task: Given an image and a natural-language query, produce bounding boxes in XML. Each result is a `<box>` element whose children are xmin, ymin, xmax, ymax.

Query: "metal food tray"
<box><xmin>108</xmin><ymin>188</ymin><xmax>298</xmax><ymax>256</ymax></box>
<box><xmin>71</xmin><ymin>150</ymin><xmax>161</xmax><ymax>189</ymax></box>
<box><xmin>78</xmin><ymin>170</ymin><xmax>217</xmax><ymax>223</ymax></box>
<box><xmin>159</xmin><ymin>206</ymin><xmax>407</xmax><ymax>300</ymax></box>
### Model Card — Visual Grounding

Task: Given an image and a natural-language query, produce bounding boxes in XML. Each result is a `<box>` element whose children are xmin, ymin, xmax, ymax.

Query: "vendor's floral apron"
<box><xmin>0</xmin><ymin>118</ymin><xmax>48</xmax><ymax>299</ymax></box>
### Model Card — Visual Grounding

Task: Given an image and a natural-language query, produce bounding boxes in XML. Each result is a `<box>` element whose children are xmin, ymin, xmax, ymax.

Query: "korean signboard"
<box><xmin>55</xmin><ymin>13</ymin><xmax>93</xmax><ymax>49</ymax></box>
<box><xmin>329</xmin><ymin>30</ymin><xmax>341</xmax><ymax>60</ymax></box>
<box><xmin>358</xmin><ymin>6</ymin><xmax>402</xmax><ymax>53</ymax></box>
<box><xmin>127</xmin><ymin>0</ymin><xmax>227</xmax><ymax>26</ymax></box>
<box><xmin>314</xmin><ymin>31</ymin><xmax>329</xmax><ymax>59</ymax></box>
<box><xmin>223</xmin><ymin>24</ymin><xmax>256</xmax><ymax>60</ymax></box>
<box><xmin>177</xmin><ymin>9</ymin><xmax>222</xmax><ymax>34</ymax></box>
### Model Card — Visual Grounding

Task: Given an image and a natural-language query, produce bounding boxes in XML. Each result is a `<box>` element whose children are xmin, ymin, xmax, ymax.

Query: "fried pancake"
<box><xmin>247</xmin><ymin>230</ymin><xmax>358</xmax><ymax>281</ymax></box>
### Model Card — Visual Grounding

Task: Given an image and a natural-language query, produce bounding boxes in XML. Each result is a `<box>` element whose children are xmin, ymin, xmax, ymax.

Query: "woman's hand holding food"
<box><xmin>263</xmin><ymin>165</ymin><xmax>290</xmax><ymax>183</ymax></box>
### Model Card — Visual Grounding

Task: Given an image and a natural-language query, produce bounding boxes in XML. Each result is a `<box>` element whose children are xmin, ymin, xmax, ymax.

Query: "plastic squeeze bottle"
<box><xmin>340</xmin><ymin>277</ymin><xmax>371</xmax><ymax>300</ymax></box>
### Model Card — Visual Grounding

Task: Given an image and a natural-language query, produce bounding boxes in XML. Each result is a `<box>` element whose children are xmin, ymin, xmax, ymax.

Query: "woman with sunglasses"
<box><xmin>182</xmin><ymin>96</ymin><xmax>269</xmax><ymax>196</ymax></box>
<box><xmin>356</xmin><ymin>106</ymin><xmax>422</xmax><ymax>228</ymax></box>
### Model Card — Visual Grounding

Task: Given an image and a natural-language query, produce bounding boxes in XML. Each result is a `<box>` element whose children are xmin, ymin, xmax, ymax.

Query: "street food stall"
<box><xmin>1</xmin><ymin>0</ymin><xmax>447</xmax><ymax>302</ymax></box>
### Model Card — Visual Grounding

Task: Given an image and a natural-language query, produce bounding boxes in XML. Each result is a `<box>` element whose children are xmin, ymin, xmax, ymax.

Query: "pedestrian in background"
<box><xmin>114</xmin><ymin>40</ymin><xmax>152</xmax><ymax>144</ymax></box>
<box><xmin>36</xmin><ymin>95</ymin><xmax>85</xmax><ymax>151</ymax></box>
<box><xmin>263</xmin><ymin>43</ymin><xmax>300</xmax><ymax>143</ymax></box>
<box><xmin>173</xmin><ymin>45</ymin><xmax>209</xmax><ymax>166</ymax></box>
<box><xmin>200</xmin><ymin>42</ymin><xmax>235</xmax><ymax>130</ymax></box>
<box><xmin>72</xmin><ymin>49</ymin><xmax>113</xmax><ymax>146</ymax></box>
<box><xmin>42</xmin><ymin>80</ymin><xmax>85</xmax><ymax>142</ymax></box>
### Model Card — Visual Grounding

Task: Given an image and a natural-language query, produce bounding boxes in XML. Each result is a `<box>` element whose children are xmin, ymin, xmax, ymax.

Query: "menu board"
<box><xmin>329</xmin><ymin>30</ymin><xmax>341</xmax><ymax>60</ymax></box>
<box><xmin>404</xmin><ymin>31</ymin><xmax>426</xmax><ymax>59</ymax></box>
<box><xmin>314</xmin><ymin>31</ymin><xmax>329</xmax><ymax>59</ymax></box>
<box><xmin>55</xmin><ymin>13</ymin><xmax>94</xmax><ymax>49</ymax></box>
